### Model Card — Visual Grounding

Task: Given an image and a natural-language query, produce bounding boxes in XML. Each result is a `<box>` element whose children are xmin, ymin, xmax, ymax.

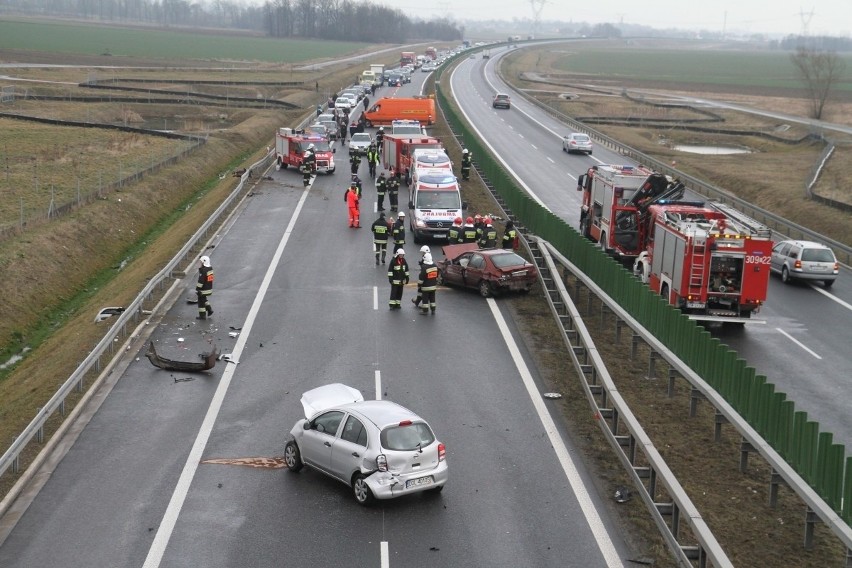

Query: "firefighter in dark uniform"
<box><xmin>350</xmin><ymin>151</ymin><xmax>361</xmax><ymax>175</ymax></box>
<box><xmin>196</xmin><ymin>256</ymin><xmax>214</xmax><ymax>320</ymax></box>
<box><xmin>367</xmin><ymin>144</ymin><xmax>379</xmax><ymax>178</ymax></box>
<box><xmin>301</xmin><ymin>144</ymin><xmax>316</xmax><ymax>187</ymax></box>
<box><xmin>412</xmin><ymin>245</ymin><xmax>430</xmax><ymax>308</ymax></box>
<box><xmin>460</xmin><ymin>148</ymin><xmax>472</xmax><ymax>180</ymax></box>
<box><xmin>372</xmin><ymin>212</ymin><xmax>390</xmax><ymax>264</ymax></box>
<box><xmin>376</xmin><ymin>172</ymin><xmax>387</xmax><ymax>211</ymax></box>
<box><xmin>448</xmin><ymin>216</ymin><xmax>463</xmax><ymax>244</ymax></box>
<box><xmin>478</xmin><ymin>217</ymin><xmax>498</xmax><ymax>248</ymax></box>
<box><xmin>351</xmin><ymin>174</ymin><xmax>362</xmax><ymax>196</ymax></box>
<box><xmin>375</xmin><ymin>126</ymin><xmax>385</xmax><ymax>148</ymax></box>
<box><xmin>461</xmin><ymin>217</ymin><xmax>478</xmax><ymax>244</ymax></box>
<box><xmin>392</xmin><ymin>212</ymin><xmax>406</xmax><ymax>250</ymax></box>
<box><xmin>473</xmin><ymin>214</ymin><xmax>484</xmax><ymax>242</ymax></box>
<box><xmin>387</xmin><ymin>248</ymin><xmax>409</xmax><ymax>309</ymax></box>
<box><xmin>387</xmin><ymin>174</ymin><xmax>400</xmax><ymax>212</ymax></box>
<box><xmin>417</xmin><ymin>253</ymin><xmax>439</xmax><ymax>314</ymax></box>
<box><xmin>502</xmin><ymin>219</ymin><xmax>518</xmax><ymax>249</ymax></box>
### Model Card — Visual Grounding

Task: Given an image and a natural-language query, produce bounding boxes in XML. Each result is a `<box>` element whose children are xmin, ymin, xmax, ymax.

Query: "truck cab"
<box><xmin>276</xmin><ymin>129</ymin><xmax>336</xmax><ymax>174</ymax></box>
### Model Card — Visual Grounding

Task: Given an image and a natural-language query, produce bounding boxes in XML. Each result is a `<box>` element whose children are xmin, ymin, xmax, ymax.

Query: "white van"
<box><xmin>408</xmin><ymin>169</ymin><xmax>465</xmax><ymax>243</ymax></box>
<box><xmin>411</xmin><ymin>148</ymin><xmax>452</xmax><ymax>172</ymax></box>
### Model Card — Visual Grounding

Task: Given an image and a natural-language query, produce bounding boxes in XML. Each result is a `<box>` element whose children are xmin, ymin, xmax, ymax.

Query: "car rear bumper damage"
<box><xmin>364</xmin><ymin>461</ymin><xmax>448</xmax><ymax>499</ymax></box>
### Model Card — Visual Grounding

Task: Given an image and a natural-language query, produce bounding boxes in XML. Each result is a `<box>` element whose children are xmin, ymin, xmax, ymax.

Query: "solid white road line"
<box><xmin>487</xmin><ymin>298</ymin><xmax>624</xmax><ymax>568</ymax></box>
<box><xmin>810</xmin><ymin>284</ymin><xmax>852</xmax><ymax>312</ymax></box>
<box><xmin>380</xmin><ymin>541</ymin><xmax>389</xmax><ymax>568</ymax></box>
<box><xmin>142</xmin><ymin>183</ymin><xmax>314</xmax><ymax>568</ymax></box>
<box><xmin>375</xmin><ymin>370</ymin><xmax>382</xmax><ymax>401</ymax></box>
<box><xmin>776</xmin><ymin>328</ymin><xmax>823</xmax><ymax>360</ymax></box>
<box><xmin>373</xmin><ymin>286</ymin><xmax>379</xmax><ymax>310</ymax></box>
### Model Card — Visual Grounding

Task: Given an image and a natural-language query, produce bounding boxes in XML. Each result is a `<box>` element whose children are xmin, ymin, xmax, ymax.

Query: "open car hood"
<box><xmin>440</xmin><ymin>242</ymin><xmax>479</xmax><ymax>262</ymax></box>
<box><xmin>300</xmin><ymin>383</ymin><xmax>364</xmax><ymax>418</ymax></box>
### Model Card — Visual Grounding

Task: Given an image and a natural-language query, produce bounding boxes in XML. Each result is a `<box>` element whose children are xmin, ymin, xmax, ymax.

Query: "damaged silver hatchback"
<box><xmin>284</xmin><ymin>383</ymin><xmax>448</xmax><ymax>505</ymax></box>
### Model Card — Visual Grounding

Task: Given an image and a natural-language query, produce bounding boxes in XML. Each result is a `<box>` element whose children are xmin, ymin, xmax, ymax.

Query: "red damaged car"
<box><xmin>437</xmin><ymin>243</ymin><xmax>537</xmax><ymax>297</ymax></box>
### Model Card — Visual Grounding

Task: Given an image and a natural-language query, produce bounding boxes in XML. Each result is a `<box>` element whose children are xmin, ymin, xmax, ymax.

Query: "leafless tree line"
<box><xmin>1</xmin><ymin>0</ymin><xmax>463</xmax><ymax>41</ymax></box>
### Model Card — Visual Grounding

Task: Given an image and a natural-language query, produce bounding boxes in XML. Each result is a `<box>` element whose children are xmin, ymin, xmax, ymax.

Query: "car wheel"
<box><xmin>284</xmin><ymin>441</ymin><xmax>303</xmax><ymax>472</ymax></box>
<box><xmin>599</xmin><ymin>232</ymin><xmax>609</xmax><ymax>253</ymax></box>
<box><xmin>660</xmin><ymin>283</ymin><xmax>669</xmax><ymax>302</ymax></box>
<box><xmin>278</xmin><ymin>158</ymin><xmax>287</xmax><ymax>170</ymax></box>
<box><xmin>352</xmin><ymin>474</ymin><xmax>375</xmax><ymax>505</ymax></box>
<box><xmin>365</xmin><ymin>120</ymin><xmax>373</xmax><ymax>128</ymax></box>
<box><xmin>478</xmin><ymin>280</ymin><xmax>493</xmax><ymax>298</ymax></box>
<box><xmin>579</xmin><ymin>216</ymin><xmax>591</xmax><ymax>239</ymax></box>
<box><xmin>824</xmin><ymin>279</ymin><xmax>834</xmax><ymax>288</ymax></box>
<box><xmin>781</xmin><ymin>266</ymin><xmax>791</xmax><ymax>284</ymax></box>
<box><xmin>588</xmin><ymin>150</ymin><xmax>593</xmax><ymax>155</ymax></box>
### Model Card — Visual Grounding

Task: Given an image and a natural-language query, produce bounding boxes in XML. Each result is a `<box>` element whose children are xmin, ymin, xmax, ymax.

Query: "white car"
<box><xmin>284</xmin><ymin>384</ymin><xmax>448</xmax><ymax>505</ymax></box>
<box><xmin>335</xmin><ymin>96</ymin><xmax>355</xmax><ymax>111</ymax></box>
<box><xmin>562</xmin><ymin>132</ymin><xmax>593</xmax><ymax>155</ymax></box>
<box><xmin>349</xmin><ymin>132</ymin><xmax>373</xmax><ymax>155</ymax></box>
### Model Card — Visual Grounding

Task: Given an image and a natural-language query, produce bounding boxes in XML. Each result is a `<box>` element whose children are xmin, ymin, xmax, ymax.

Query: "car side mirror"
<box><xmin>302</xmin><ymin>420</ymin><xmax>311</xmax><ymax>430</ymax></box>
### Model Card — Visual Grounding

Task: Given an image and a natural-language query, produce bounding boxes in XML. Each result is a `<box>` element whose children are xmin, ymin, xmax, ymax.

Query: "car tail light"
<box><xmin>834</xmin><ymin>262</ymin><xmax>840</xmax><ymax>272</ymax></box>
<box><xmin>377</xmin><ymin>454</ymin><xmax>388</xmax><ymax>471</ymax></box>
<box><xmin>398</xmin><ymin>420</ymin><xmax>412</xmax><ymax>426</ymax></box>
<box><xmin>794</xmin><ymin>260</ymin><xmax>802</xmax><ymax>269</ymax></box>
<box><xmin>438</xmin><ymin>443</ymin><xmax>446</xmax><ymax>462</ymax></box>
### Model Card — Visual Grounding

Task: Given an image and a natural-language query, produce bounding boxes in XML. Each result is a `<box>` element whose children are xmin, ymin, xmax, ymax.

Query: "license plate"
<box><xmin>433</xmin><ymin>233</ymin><xmax>446</xmax><ymax>239</ymax></box>
<box><xmin>687</xmin><ymin>302</ymin><xmax>706</xmax><ymax>308</ymax></box>
<box><xmin>405</xmin><ymin>476</ymin><xmax>433</xmax><ymax>489</ymax></box>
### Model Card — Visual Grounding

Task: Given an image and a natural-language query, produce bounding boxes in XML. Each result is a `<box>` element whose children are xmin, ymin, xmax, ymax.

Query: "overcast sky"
<box><xmin>369</xmin><ymin>0</ymin><xmax>851</xmax><ymax>37</ymax></box>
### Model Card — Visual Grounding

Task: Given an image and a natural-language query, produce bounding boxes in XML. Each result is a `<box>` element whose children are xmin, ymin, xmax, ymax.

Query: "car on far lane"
<box><xmin>437</xmin><ymin>243</ymin><xmax>537</xmax><ymax>297</ymax></box>
<box><xmin>562</xmin><ymin>133</ymin><xmax>593</xmax><ymax>155</ymax></box>
<box><xmin>283</xmin><ymin>383</ymin><xmax>448</xmax><ymax>505</ymax></box>
<box><xmin>769</xmin><ymin>240</ymin><xmax>839</xmax><ymax>287</ymax></box>
<box><xmin>492</xmin><ymin>93</ymin><xmax>511</xmax><ymax>109</ymax></box>
<box><xmin>386</xmin><ymin>74</ymin><xmax>403</xmax><ymax>87</ymax></box>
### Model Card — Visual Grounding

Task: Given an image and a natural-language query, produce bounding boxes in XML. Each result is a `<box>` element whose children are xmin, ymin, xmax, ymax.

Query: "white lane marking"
<box><xmin>380</xmin><ymin>541</ymin><xmax>389</xmax><ymax>568</ymax></box>
<box><xmin>375</xmin><ymin>370</ymin><xmax>382</xmax><ymax>401</ymax></box>
<box><xmin>776</xmin><ymin>328</ymin><xmax>823</xmax><ymax>360</ymax></box>
<box><xmin>546</xmin><ymin>157</ymin><xmax>555</xmax><ymax>164</ymax></box>
<box><xmin>518</xmin><ymin>133</ymin><xmax>525</xmax><ymax>139</ymax></box>
<box><xmin>809</xmin><ymin>284</ymin><xmax>852</xmax><ymax>312</ymax></box>
<box><xmin>373</xmin><ymin>286</ymin><xmax>379</xmax><ymax>310</ymax></box>
<box><xmin>143</xmin><ymin>183</ymin><xmax>314</xmax><ymax>568</ymax></box>
<box><xmin>486</xmin><ymin>299</ymin><xmax>624</xmax><ymax>567</ymax></box>
<box><xmin>530</xmin><ymin>144</ymin><xmax>538</xmax><ymax>151</ymax></box>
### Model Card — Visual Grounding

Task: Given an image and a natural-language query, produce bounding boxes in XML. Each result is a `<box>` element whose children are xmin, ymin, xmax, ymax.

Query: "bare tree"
<box><xmin>790</xmin><ymin>46</ymin><xmax>846</xmax><ymax>120</ymax></box>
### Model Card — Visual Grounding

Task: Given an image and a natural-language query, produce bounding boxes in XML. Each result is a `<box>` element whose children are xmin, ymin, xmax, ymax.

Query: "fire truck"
<box><xmin>577</xmin><ymin>164</ymin><xmax>684</xmax><ymax>258</ymax></box>
<box><xmin>632</xmin><ymin>200</ymin><xmax>773</xmax><ymax>323</ymax></box>
<box><xmin>275</xmin><ymin>128</ymin><xmax>336</xmax><ymax>174</ymax></box>
<box><xmin>381</xmin><ymin>133</ymin><xmax>442</xmax><ymax>182</ymax></box>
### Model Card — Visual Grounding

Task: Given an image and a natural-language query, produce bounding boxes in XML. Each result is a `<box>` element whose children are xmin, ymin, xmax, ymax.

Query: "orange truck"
<box><xmin>363</xmin><ymin>97</ymin><xmax>436</xmax><ymax>127</ymax></box>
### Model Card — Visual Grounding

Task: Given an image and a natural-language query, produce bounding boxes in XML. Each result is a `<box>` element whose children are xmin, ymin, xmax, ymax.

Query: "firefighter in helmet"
<box><xmin>196</xmin><ymin>256</ymin><xmax>214</xmax><ymax>320</ymax></box>
<box><xmin>301</xmin><ymin>143</ymin><xmax>316</xmax><ymax>187</ymax></box>
<box><xmin>460</xmin><ymin>148</ymin><xmax>472</xmax><ymax>181</ymax></box>
<box><xmin>461</xmin><ymin>216</ymin><xmax>478</xmax><ymax>244</ymax></box>
<box><xmin>478</xmin><ymin>217</ymin><xmax>498</xmax><ymax>248</ymax></box>
<box><xmin>448</xmin><ymin>216</ymin><xmax>463</xmax><ymax>244</ymax></box>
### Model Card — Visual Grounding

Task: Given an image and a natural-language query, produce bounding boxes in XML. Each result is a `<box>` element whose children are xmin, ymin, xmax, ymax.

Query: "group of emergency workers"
<box><xmin>447</xmin><ymin>214</ymin><xmax>516</xmax><ymax>250</ymax></box>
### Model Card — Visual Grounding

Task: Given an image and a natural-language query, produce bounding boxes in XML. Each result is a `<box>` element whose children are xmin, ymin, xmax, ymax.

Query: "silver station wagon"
<box><xmin>284</xmin><ymin>383</ymin><xmax>448</xmax><ymax>505</ymax></box>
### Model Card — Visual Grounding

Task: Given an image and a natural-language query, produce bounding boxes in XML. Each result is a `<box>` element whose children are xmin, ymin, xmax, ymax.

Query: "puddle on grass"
<box><xmin>0</xmin><ymin>347</ymin><xmax>31</xmax><ymax>370</ymax></box>
<box><xmin>673</xmin><ymin>144</ymin><xmax>752</xmax><ymax>155</ymax></box>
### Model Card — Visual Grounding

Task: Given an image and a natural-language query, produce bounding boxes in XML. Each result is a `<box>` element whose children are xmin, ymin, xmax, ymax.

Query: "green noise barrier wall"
<box><xmin>435</xmin><ymin>80</ymin><xmax>852</xmax><ymax>526</ymax></box>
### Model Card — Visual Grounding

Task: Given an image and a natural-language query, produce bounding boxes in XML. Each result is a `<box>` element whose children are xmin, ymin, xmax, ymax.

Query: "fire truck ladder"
<box><xmin>708</xmin><ymin>201</ymin><xmax>772</xmax><ymax>238</ymax></box>
<box><xmin>688</xmin><ymin>234</ymin><xmax>707</xmax><ymax>292</ymax></box>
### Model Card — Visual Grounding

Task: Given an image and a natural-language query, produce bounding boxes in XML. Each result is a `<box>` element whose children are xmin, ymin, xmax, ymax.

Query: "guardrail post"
<box><xmin>614</xmin><ymin>317</ymin><xmax>624</xmax><ymax>344</ymax></box>
<box><xmin>646</xmin><ymin>351</ymin><xmax>659</xmax><ymax>380</ymax></box>
<box><xmin>714</xmin><ymin>409</ymin><xmax>728</xmax><ymax>442</ymax></box>
<box><xmin>667</xmin><ymin>368</ymin><xmax>678</xmax><ymax>397</ymax></box>
<box><xmin>740</xmin><ymin>437</ymin><xmax>755</xmax><ymax>472</ymax></box>
<box><xmin>804</xmin><ymin>507</ymin><xmax>820</xmax><ymax>550</ymax></box>
<box><xmin>631</xmin><ymin>332</ymin><xmax>641</xmax><ymax>359</ymax></box>
<box><xmin>690</xmin><ymin>388</ymin><xmax>705</xmax><ymax>417</ymax></box>
<box><xmin>768</xmin><ymin>468</ymin><xmax>785</xmax><ymax>508</ymax></box>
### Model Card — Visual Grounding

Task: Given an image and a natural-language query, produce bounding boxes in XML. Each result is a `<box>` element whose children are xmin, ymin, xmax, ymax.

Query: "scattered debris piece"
<box><xmin>229</xmin><ymin>326</ymin><xmax>242</xmax><ymax>331</ymax></box>
<box><xmin>222</xmin><ymin>354</ymin><xmax>238</xmax><ymax>364</ymax></box>
<box><xmin>228</xmin><ymin>332</ymin><xmax>239</xmax><ymax>338</ymax></box>
<box><xmin>146</xmin><ymin>341</ymin><xmax>219</xmax><ymax>372</ymax></box>
<box><xmin>543</xmin><ymin>392</ymin><xmax>562</xmax><ymax>399</ymax></box>
<box><xmin>174</xmin><ymin>377</ymin><xmax>195</xmax><ymax>383</ymax></box>
<box><xmin>94</xmin><ymin>306</ymin><xmax>125</xmax><ymax>323</ymax></box>
<box><xmin>614</xmin><ymin>486</ymin><xmax>632</xmax><ymax>503</ymax></box>
<box><xmin>177</xmin><ymin>338</ymin><xmax>185</xmax><ymax>343</ymax></box>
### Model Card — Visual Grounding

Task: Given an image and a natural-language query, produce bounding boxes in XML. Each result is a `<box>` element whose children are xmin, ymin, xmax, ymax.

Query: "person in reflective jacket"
<box><xmin>376</xmin><ymin>172</ymin><xmax>387</xmax><ymax>212</ymax></box>
<box><xmin>392</xmin><ymin>212</ymin><xmax>406</xmax><ymax>249</ymax></box>
<box><xmin>387</xmin><ymin>249</ymin><xmax>409</xmax><ymax>309</ymax></box>
<box><xmin>461</xmin><ymin>217</ymin><xmax>478</xmax><ymax>244</ymax></box>
<box><xmin>502</xmin><ymin>219</ymin><xmax>518</xmax><ymax>249</ymax></box>
<box><xmin>344</xmin><ymin>183</ymin><xmax>361</xmax><ymax>228</ymax></box>
<box><xmin>448</xmin><ymin>216</ymin><xmax>463</xmax><ymax>244</ymax></box>
<box><xmin>196</xmin><ymin>256</ymin><xmax>214</xmax><ymax>320</ymax></box>
<box><xmin>372</xmin><ymin>212</ymin><xmax>390</xmax><ymax>265</ymax></box>
<box><xmin>417</xmin><ymin>253</ymin><xmax>439</xmax><ymax>314</ymax></box>
<box><xmin>478</xmin><ymin>217</ymin><xmax>498</xmax><ymax>248</ymax></box>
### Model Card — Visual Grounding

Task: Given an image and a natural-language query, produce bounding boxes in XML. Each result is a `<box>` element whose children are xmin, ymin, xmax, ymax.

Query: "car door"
<box><xmin>462</xmin><ymin>253</ymin><xmax>486</xmax><ymax>288</ymax></box>
<box><xmin>300</xmin><ymin>410</ymin><xmax>345</xmax><ymax>474</ymax></box>
<box><xmin>443</xmin><ymin>253</ymin><xmax>468</xmax><ymax>286</ymax></box>
<box><xmin>330</xmin><ymin>415</ymin><xmax>370</xmax><ymax>481</ymax></box>
<box><xmin>770</xmin><ymin>242</ymin><xmax>789</xmax><ymax>273</ymax></box>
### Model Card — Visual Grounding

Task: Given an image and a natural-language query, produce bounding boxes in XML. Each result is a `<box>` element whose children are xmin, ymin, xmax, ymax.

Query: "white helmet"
<box><xmin>379</xmin><ymin>126</ymin><xmax>384</xmax><ymax>131</ymax></box>
<box><xmin>419</xmin><ymin>245</ymin><xmax>430</xmax><ymax>254</ymax></box>
<box><xmin>395</xmin><ymin>248</ymin><xmax>405</xmax><ymax>256</ymax></box>
<box><xmin>200</xmin><ymin>256</ymin><xmax>211</xmax><ymax>268</ymax></box>
<box><xmin>398</xmin><ymin>211</ymin><xmax>405</xmax><ymax>217</ymax></box>
<box><xmin>423</xmin><ymin>253</ymin><xmax>433</xmax><ymax>264</ymax></box>
<box><xmin>462</xmin><ymin>148</ymin><xmax>469</xmax><ymax>154</ymax></box>
<box><xmin>308</xmin><ymin>143</ymin><xmax>315</xmax><ymax>150</ymax></box>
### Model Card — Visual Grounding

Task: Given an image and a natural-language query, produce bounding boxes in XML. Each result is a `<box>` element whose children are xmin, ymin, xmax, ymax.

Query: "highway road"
<box><xmin>451</xmin><ymin>46</ymin><xmax>852</xmax><ymax>452</ymax></box>
<box><xmin>0</xmin><ymin>71</ymin><xmax>634</xmax><ymax>567</ymax></box>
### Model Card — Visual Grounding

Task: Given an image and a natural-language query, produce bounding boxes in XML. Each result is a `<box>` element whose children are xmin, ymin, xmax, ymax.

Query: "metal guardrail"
<box><xmin>505</xmin><ymin>71</ymin><xmax>852</xmax><ymax>266</ymax></box>
<box><xmin>530</xmin><ymin>237</ymin><xmax>733</xmax><ymax>567</ymax></box>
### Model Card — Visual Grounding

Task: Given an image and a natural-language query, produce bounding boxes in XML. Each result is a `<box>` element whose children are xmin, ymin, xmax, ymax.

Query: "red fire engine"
<box><xmin>381</xmin><ymin>133</ymin><xmax>442</xmax><ymax>181</ymax></box>
<box><xmin>578</xmin><ymin>164</ymin><xmax>685</xmax><ymax>258</ymax></box>
<box><xmin>632</xmin><ymin>200</ymin><xmax>773</xmax><ymax>323</ymax></box>
<box><xmin>275</xmin><ymin>128</ymin><xmax>336</xmax><ymax>174</ymax></box>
